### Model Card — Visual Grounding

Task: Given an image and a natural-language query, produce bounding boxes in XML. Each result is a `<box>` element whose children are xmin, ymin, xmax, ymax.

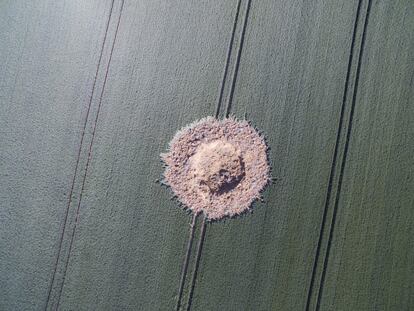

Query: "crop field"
<box><xmin>1</xmin><ymin>0</ymin><xmax>413</xmax><ymax>310</ymax></box>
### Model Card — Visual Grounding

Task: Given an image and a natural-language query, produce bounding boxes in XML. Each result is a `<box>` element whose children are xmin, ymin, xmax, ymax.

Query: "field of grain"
<box><xmin>1</xmin><ymin>0</ymin><xmax>413</xmax><ymax>310</ymax></box>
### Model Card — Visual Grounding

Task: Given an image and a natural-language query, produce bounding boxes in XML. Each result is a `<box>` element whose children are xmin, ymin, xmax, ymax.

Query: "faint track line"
<box><xmin>175</xmin><ymin>214</ymin><xmax>197</xmax><ymax>311</ymax></box>
<box><xmin>184</xmin><ymin>1</ymin><xmax>253</xmax><ymax>310</ymax></box>
<box><xmin>215</xmin><ymin>0</ymin><xmax>243</xmax><ymax>118</ymax></box>
<box><xmin>316</xmin><ymin>1</ymin><xmax>372</xmax><ymax>308</ymax></box>
<box><xmin>304</xmin><ymin>0</ymin><xmax>373</xmax><ymax>309</ymax></box>
<box><xmin>304</xmin><ymin>0</ymin><xmax>363</xmax><ymax>308</ymax></box>
<box><xmin>225</xmin><ymin>0</ymin><xmax>252</xmax><ymax>117</ymax></box>
<box><xmin>45</xmin><ymin>1</ymin><xmax>125</xmax><ymax>309</ymax></box>
<box><xmin>186</xmin><ymin>214</ymin><xmax>207</xmax><ymax>311</ymax></box>
<box><xmin>44</xmin><ymin>0</ymin><xmax>116</xmax><ymax>308</ymax></box>
<box><xmin>174</xmin><ymin>1</ymin><xmax>245</xmax><ymax>309</ymax></box>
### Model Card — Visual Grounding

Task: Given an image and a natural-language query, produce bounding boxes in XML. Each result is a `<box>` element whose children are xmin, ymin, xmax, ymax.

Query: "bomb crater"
<box><xmin>161</xmin><ymin>117</ymin><xmax>270</xmax><ymax>220</ymax></box>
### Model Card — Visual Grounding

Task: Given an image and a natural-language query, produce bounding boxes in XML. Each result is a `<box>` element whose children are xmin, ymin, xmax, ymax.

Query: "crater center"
<box><xmin>190</xmin><ymin>140</ymin><xmax>245</xmax><ymax>195</ymax></box>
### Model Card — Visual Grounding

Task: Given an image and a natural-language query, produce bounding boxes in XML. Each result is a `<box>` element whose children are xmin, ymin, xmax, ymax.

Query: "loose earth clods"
<box><xmin>161</xmin><ymin>117</ymin><xmax>270</xmax><ymax>220</ymax></box>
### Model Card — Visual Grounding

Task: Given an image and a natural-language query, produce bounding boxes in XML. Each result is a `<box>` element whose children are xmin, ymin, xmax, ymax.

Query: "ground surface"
<box><xmin>1</xmin><ymin>0</ymin><xmax>413</xmax><ymax>310</ymax></box>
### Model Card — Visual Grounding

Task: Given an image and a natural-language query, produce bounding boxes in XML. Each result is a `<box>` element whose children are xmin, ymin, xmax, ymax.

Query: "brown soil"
<box><xmin>161</xmin><ymin>117</ymin><xmax>270</xmax><ymax>220</ymax></box>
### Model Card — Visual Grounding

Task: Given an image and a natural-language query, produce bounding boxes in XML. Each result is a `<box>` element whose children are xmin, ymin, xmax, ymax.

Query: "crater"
<box><xmin>189</xmin><ymin>140</ymin><xmax>245</xmax><ymax>195</ymax></box>
<box><xmin>161</xmin><ymin>117</ymin><xmax>270</xmax><ymax>220</ymax></box>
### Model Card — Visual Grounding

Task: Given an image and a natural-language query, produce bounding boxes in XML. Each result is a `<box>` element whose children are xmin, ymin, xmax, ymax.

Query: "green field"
<box><xmin>1</xmin><ymin>0</ymin><xmax>413</xmax><ymax>310</ymax></box>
